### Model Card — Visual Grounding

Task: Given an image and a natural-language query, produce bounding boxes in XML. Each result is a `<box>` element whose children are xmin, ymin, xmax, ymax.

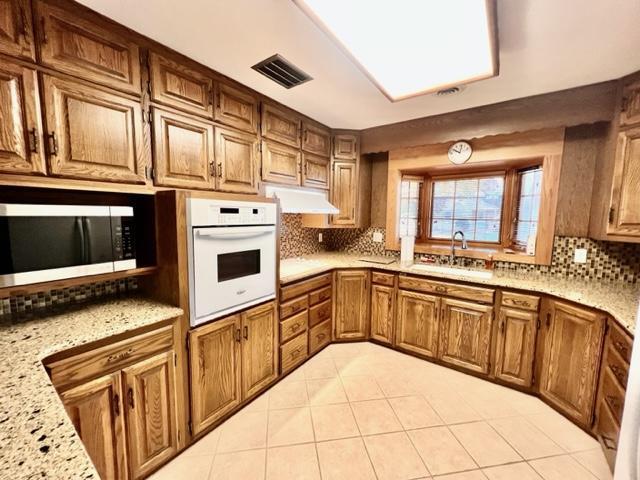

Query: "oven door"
<box><xmin>191</xmin><ymin>224</ymin><xmax>276</xmax><ymax>325</ymax></box>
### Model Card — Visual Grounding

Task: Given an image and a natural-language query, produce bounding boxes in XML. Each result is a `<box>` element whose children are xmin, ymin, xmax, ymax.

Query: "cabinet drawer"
<box><xmin>309</xmin><ymin>285</ymin><xmax>331</xmax><ymax>306</ymax></box>
<box><xmin>280</xmin><ymin>310</ymin><xmax>308</xmax><ymax>343</ymax></box>
<box><xmin>309</xmin><ymin>319</ymin><xmax>331</xmax><ymax>354</ymax></box>
<box><xmin>398</xmin><ymin>275</ymin><xmax>494</xmax><ymax>304</ymax></box>
<box><xmin>309</xmin><ymin>299</ymin><xmax>331</xmax><ymax>328</ymax></box>
<box><xmin>596</xmin><ymin>399</ymin><xmax>620</xmax><ymax>455</ymax></box>
<box><xmin>280</xmin><ymin>295</ymin><xmax>308</xmax><ymax>320</ymax></box>
<box><xmin>600</xmin><ymin>367</ymin><xmax>626</xmax><ymax>423</ymax></box>
<box><xmin>281</xmin><ymin>273</ymin><xmax>332</xmax><ymax>302</ymax></box>
<box><xmin>604</xmin><ymin>343</ymin><xmax>630</xmax><ymax>389</ymax></box>
<box><xmin>280</xmin><ymin>333</ymin><xmax>308</xmax><ymax>374</ymax></box>
<box><xmin>48</xmin><ymin>325</ymin><xmax>174</xmax><ymax>390</ymax></box>
<box><xmin>608</xmin><ymin>322</ymin><xmax>633</xmax><ymax>364</ymax></box>
<box><xmin>501</xmin><ymin>291</ymin><xmax>540</xmax><ymax>311</ymax></box>
<box><xmin>372</xmin><ymin>271</ymin><xmax>395</xmax><ymax>287</ymax></box>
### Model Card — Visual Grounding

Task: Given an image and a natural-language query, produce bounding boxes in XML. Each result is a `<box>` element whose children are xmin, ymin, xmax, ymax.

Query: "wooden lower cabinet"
<box><xmin>122</xmin><ymin>350</ymin><xmax>178</xmax><ymax>479</ymax></box>
<box><xmin>240</xmin><ymin>302</ymin><xmax>278</xmax><ymax>398</ymax></box>
<box><xmin>494</xmin><ymin>307</ymin><xmax>538</xmax><ymax>387</ymax></box>
<box><xmin>370</xmin><ymin>284</ymin><xmax>395</xmax><ymax>345</ymax></box>
<box><xmin>334</xmin><ymin>270</ymin><xmax>369</xmax><ymax>339</ymax></box>
<box><xmin>395</xmin><ymin>290</ymin><xmax>439</xmax><ymax>358</ymax></box>
<box><xmin>60</xmin><ymin>372</ymin><xmax>127</xmax><ymax>480</ymax></box>
<box><xmin>439</xmin><ymin>298</ymin><xmax>493</xmax><ymax>374</ymax></box>
<box><xmin>539</xmin><ymin>301</ymin><xmax>605</xmax><ymax>426</ymax></box>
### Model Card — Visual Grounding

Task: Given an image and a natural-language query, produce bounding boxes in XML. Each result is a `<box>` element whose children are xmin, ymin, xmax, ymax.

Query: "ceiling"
<box><xmin>77</xmin><ymin>0</ymin><xmax>640</xmax><ymax>130</ymax></box>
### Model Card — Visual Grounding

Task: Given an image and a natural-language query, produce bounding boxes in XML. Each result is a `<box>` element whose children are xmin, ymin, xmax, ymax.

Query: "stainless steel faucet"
<box><xmin>450</xmin><ymin>231</ymin><xmax>468</xmax><ymax>265</ymax></box>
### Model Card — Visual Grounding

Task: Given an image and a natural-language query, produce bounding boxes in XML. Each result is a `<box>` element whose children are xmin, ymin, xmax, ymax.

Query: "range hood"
<box><xmin>265</xmin><ymin>185</ymin><xmax>339</xmax><ymax>214</ymax></box>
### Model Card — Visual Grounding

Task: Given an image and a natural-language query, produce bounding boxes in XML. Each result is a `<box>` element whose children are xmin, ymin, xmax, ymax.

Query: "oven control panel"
<box><xmin>188</xmin><ymin>198</ymin><xmax>277</xmax><ymax>227</ymax></box>
<box><xmin>213</xmin><ymin>206</ymin><xmax>267</xmax><ymax>225</ymax></box>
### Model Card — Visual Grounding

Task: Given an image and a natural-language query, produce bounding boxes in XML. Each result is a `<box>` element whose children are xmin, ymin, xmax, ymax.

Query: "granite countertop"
<box><xmin>281</xmin><ymin>253</ymin><xmax>640</xmax><ymax>335</ymax></box>
<box><xmin>0</xmin><ymin>297</ymin><xmax>183</xmax><ymax>480</ymax></box>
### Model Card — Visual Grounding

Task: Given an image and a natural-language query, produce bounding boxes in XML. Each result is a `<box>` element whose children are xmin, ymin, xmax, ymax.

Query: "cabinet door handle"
<box><xmin>18</xmin><ymin>7</ymin><xmax>28</xmax><ymax>38</ymax></box>
<box><xmin>113</xmin><ymin>393</ymin><xmax>120</xmax><ymax>417</ymax></box>
<box><xmin>47</xmin><ymin>132</ymin><xmax>58</xmax><ymax>156</ymax></box>
<box><xmin>235</xmin><ymin>328</ymin><xmax>241</xmax><ymax>342</ymax></box>
<box><xmin>613</xmin><ymin>340</ymin><xmax>629</xmax><ymax>357</ymax></box>
<box><xmin>435</xmin><ymin>285</ymin><xmax>447</xmax><ymax>293</ymax></box>
<box><xmin>216</xmin><ymin>91</ymin><xmax>221</xmax><ymax>109</ymax></box>
<box><xmin>243</xmin><ymin>326</ymin><xmax>248</xmax><ymax>339</ymax></box>
<box><xmin>546</xmin><ymin>312</ymin><xmax>551</xmax><ymax>328</ymax></box>
<box><xmin>39</xmin><ymin>16</ymin><xmax>48</xmax><ymax>43</ymax></box>
<box><xmin>601</xmin><ymin>435</ymin><xmax>617</xmax><ymax>450</ymax></box>
<box><xmin>209</xmin><ymin>161</ymin><xmax>215</xmax><ymax>177</ymax></box>
<box><xmin>127</xmin><ymin>388</ymin><xmax>134</xmax><ymax>409</ymax></box>
<box><xmin>28</xmin><ymin>128</ymin><xmax>38</xmax><ymax>154</ymax></box>
<box><xmin>218</xmin><ymin>162</ymin><xmax>222</xmax><ymax>178</ymax></box>
<box><xmin>500</xmin><ymin>320</ymin><xmax>505</xmax><ymax>333</ymax></box>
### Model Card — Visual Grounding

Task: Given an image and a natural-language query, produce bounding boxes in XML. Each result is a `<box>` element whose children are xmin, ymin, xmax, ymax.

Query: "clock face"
<box><xmin>448</xmin><ymin>141</ymin><xmax>472</xmax><ymax>164</ymax></box>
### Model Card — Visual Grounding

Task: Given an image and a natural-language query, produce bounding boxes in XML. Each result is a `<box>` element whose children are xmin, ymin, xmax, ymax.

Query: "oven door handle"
<box><xmin>195</xmin><ymin>227</ymin><xmax>274</xmax><ymax>240</ymax></box>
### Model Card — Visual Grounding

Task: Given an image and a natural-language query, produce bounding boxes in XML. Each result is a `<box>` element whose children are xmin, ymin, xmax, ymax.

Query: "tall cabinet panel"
<box><xmin>331</xmin><ymin>161</ymin><xmax>357</xmax><ymax>225</ymax></box>
<box><xmin>334</xmin><ymin>270</ymin><xmax>369</xmax><ymax>340</ymax></box>
<box><xmin>607</xmin><ymin>126</ymin><xmax>640</xmax><ymax>237</ymax></box>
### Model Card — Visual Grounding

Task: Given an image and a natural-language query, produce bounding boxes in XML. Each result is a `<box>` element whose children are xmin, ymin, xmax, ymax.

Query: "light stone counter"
<box><xmin>0</xmin><ymin>297</ymin><xmax>183</xmax><ymax>479</ymax></box>
<box><xmin>281</xmin><ymin>253</ymin><xmax>640</xmax><ymax>335</ymax></box>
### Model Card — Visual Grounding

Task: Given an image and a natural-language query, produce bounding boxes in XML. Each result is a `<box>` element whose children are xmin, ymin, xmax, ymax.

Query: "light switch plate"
<box><xmin>373</xmin><ymin>231</ymin><xmax>383</xmax><ymax>243</ymax></box>
<box><xmin>573</xmin><ymin>248</ymin><xmax>587</xmax><ymax>263</ymax></box>
<box><xmin>318</xmin><ymin>232</ymin><xmax>323</xmax><ymax>243</ymax></box>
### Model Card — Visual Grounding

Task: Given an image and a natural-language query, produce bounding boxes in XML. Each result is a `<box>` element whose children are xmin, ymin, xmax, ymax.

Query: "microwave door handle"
<box><xmin>83</xmin><ymin>217</ymin><xmax>92</xmax><ymax>263</ymax></box>
<box><xmin>76</xmin><ymin>216</ymin><xmax>86</xmax><ymax>264</ymax></box>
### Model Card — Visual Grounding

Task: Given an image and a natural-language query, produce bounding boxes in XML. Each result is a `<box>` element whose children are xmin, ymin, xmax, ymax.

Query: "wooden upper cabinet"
<box><xmin>331</xmin><ymin>161</ymin><xmax>357</xmax><ymax>225</ymax></box>
<box><xmin>539</xmin><ymin>301</ymin><xmax>605</xmax><ymax>426</ymax></box>
<box><xmin>334</xmin><ymin>270</ymin><xmax>369</xmax><ymax>340</ymax></box>
<box><xmin>152</xmin><ymin>107</ymin><xmax>214</xmax><ymax>190</ymax></box>
<box><xmin>620</xmin><ymin>80</ymin><xmax>640</xmax><ymax>127</ymax></box>
<box><xmin>439</xmin><ymin>298</ymin><xmax>493</xmax><ymax>374</ymax></box>
<box><xmin>395</xmin><ymin>290</ymin><xmax>440</xmax><ymax>358</ymax></box>
<box><xmin>240</xmin><ymin>302</ymin><xmax>278</xmax><ymax>399</ymax></box>
<box><xmin>261</xmin><ymin>102</ymin><xmax>300</xmax><ymax>148</ymax></box>
<box><xmin>42</xmin><ymin>75</ymin><xmax>147</xmax><ymax>183</ymax></box>
<box><xmin>214</xmin><ymin>81</ymin><xmax>258</xmax><ymax>133</ymax></box>
<box><xmin>494</xmin><ymin>306</ymin><xmax>537</xmax><ymax>388</ymax></box>
<box><xmin>149</xmin><ymin>51</ymin><xmax>213</xmax><ymax>118</ymax></box>
<box><xmin>189</xmin><ymin>315</ymin><xmax>242</xmax><ymax>436</ymax></box>
<box><xmin>123</xmin><ymin>350</ymin><xmax>178</xmax><ymax>479</ymax></box>
<box><xmin>607</xmin><ymin>126</ymin><xmax>640</xmax><ymax>237</ymax></box>
<box><xmin>302</xmin><ymin>153</ymin><xmax>330</xmax><ymax>190</ymax></box>
<box><xmin>215</xmin><ymin>126</ymin><xmax>259</xmax><ymax>194</ymax></box>
<box><xmin>35</xmin><ymin>1</ymin><xmax>141</xmax><ymax>95</ymax></box>
<box><xmin>302</xmin><ymin>121</ymin><xmax>330</xmax><ymax>156</ymax></box>
<box><xmin>60</xmin><ymin>372</ymin><xmax>127</xmax><ymax>480</ymax></box>
<box><xmin>370</xmin><ymin>284</ymin><xmax>395</xmax><ymax>345</ymax></box>
<box><xmin>261</xmin><ymin>140</ymin><xmax>301</xmax><ymax>186</ymax></box>
<box><xmin>0</xmin><ymin>0</ymin><xmax>35</xmax><ymax>60</ymax></box>
<box><xmin>0</xmin><ymin>61</ymin><xmax>46</xmax><ymax>175</ymax></box>
<box><xmin>333</xmin><ymin>134</ymin><xmax>358</xmax><ymax>160</ymax></box>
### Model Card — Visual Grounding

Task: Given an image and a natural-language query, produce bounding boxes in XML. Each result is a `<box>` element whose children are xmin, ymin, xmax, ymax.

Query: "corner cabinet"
<box><xmin>334</xmin><ymin>270</ymin><xmax>370</xmax><ymax>340</ymax></box>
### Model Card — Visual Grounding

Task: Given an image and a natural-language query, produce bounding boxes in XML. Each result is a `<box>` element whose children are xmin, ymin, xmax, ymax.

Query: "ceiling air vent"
<box><xmin>252</xmin><ymin>54</ymin><xmax>312</xmax><ymax>89</ymax></box>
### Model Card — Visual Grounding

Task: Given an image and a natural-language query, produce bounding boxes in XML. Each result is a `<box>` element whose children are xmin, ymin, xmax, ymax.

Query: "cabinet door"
<box><xmin>539</xmin><ymin>301</ymin><xmax>604</xmax><ymax>426</ymax></box>
<box><xmin>334</xmin><ymin>270</ymin><xmax>369</xmax><ymax>339</ymax></box>
<box><xmin>189</xmin><ymin>315</ymin><xmax>242</xmax><ymax>436</ymax></box>
<box><xmin>620</xmin><ymin>81</ymin><xmax>640</xmax><ymax>127</ymax></box>
<box><xmin>439</xmin><ymin>298</ymin><xmax>493</xmax><ymax>374</ymax></box>
<box><xmin>331</xmin><ymin>161</ymin><xmax>357</xmax><ymax>225</ymax></box>
<box><xmin>0</xmin><ymin>61</ymin><xmax>45</xmax><ymax>174</ymax></box>
<box><xmin>607</xmin><ymin>127</ymin><xmax>640</xmax><ymax>237</ymax></box>
<box><xmin>302</xmin><ymin>153</ymin><xmax>330</xmax><ymax>190</ymax></box>
<box><xmin>302</xmin><ymin>121</ymin><xmax>330</xmax><ymax>156</ymax></box>
<box><xmin>395</xmin><ymin>290</ymin><xmax>439</xmax><ymax>358</ymax></box>
<box><xmin>214</xmin><ymin>82</ymin><xmax>258</xmax><ymax>133</ymax></box>
<box><xmin>0</xmin><ymin>0</ymin><xmax>35</xmax><ymax>60</ymax></box>
<box><xmin>123</xmin><ymin>351</ymin><xmax>178</xmax><ymax>479</ymax></box>
<box><xmin>494</xmin><ymin>307</ymin><xmax>537</xmax><ymax>387</ymax></box>
<box><xmin>149</xmin><ymin>51</ymin><xmax>213</xmax><ymax>118</ymax></box>
<box><xmin>370</xmin><ymin>284</ymin><xmax>395</xmax><ymax>345</ymax></box>
<box><xmin>261</xmin><ymin>102</ymin><xmax>300</xmax><ymax>148</ymax></box>
<box><xmin>42</xmin><ymin>75</ymin><xmax>146</xmax><ymax>183</ymax></box>
<box><xmin>333</xmin><ymin>134</ymin><xmax>358</xmax><ymax>160</ymax></box>
<box><xmin>60</xmin><ymin>373</ymin><xmax>127</xmax><ymax>480</ymax></box>
<box><xmin>36</xmin><ymin>1</ymin><xmax>141</xmax><ymax>94</ymax></box>
<box><xmin>241</xmin><ymin>301</ymin><xmax>278</xmax><ymax>399</ymax></box>
<box><xmin>261</xmin><ymin>139</ymin><xmax>301</xmax><ymax>186</ymax></box>
<box><xmin>215</xmin><ymin>126</ymin><xmax>259</xmax><ymax>194</ymax></box>
<box><xmin>152</xmin><ymin>107</ymin><xmax>215</xmax><ymax>190</ymax></box>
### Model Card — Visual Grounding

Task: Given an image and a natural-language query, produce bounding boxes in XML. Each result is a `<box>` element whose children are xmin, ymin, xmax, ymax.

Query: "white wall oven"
<box><xmin>187</xmin><ymin>198</ymin><xmax>277</xmax><ymax>327</ymax></box>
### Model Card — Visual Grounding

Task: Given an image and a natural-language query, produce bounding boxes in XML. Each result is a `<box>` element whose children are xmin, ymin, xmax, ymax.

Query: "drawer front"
<box><xmin>281</xmin><ymin>273</ymin><xmax>332</xmax><ymax>302</ymax></box>
<box><xmin>372</xmin><ymin>271</ymin><xmax>395</xmax><ymax>287</ymax></box>
<box><xmin>501</xmin><ymin>291</ymin><xmax>540</xmax><ymax>311</ymax></box>
<box><xmin>280</xmin><ymin>295</ymin><xmax>308</xmax><ymax>320</ymax></box>
<box><xmin>600</xmin><ymin>367</ymin><xmax>626</xmax><ymax>423</ymax></box>
<box><xmin>309</xmin><ymin>299</ymin><xmax>332</xmax><ymax>328</ymax></box>
<box><xmin>309</xmin><ymin>319</ymin><xmax>331</xmax><ymax>354</ymax></box>
<box><xmin>280</xmin><ymin>310</ymin><xmax>308</xmax><ymax>343</ymax></box>
<box><xmin>49</xmin><ymin>325</ymin><xmax>174</xmax><ymax>389</ymax></box>
<box><xmin>608</xmin><ymin>322</ymin><xmax>633</xmax><ymax>364</ymax></box>
<box><xmin>398</xmin><ymin>275</ymin><xmax>494</xmax><ymax>304</ymax></box>
<box><xmin>309</xmin><ymin>285</ymin><xmax>332</xmax><ymax>306</ymax></box>
<box><xmin>605</xmin><ymin>343</ymin><xmax>630</xmax><ymax>389</ymax></box>
<box><xmin>280</xmin><ymin>333</ymin><xmax>308</xmax><ymax>373</ymax></box>
<box><xmin>596</xmin><ymin>399</ymin><xmax>620</xmax><ymax>455</ymax></box>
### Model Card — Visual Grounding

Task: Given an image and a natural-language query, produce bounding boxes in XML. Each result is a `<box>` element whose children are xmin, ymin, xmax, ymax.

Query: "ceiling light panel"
<box><xmin>294</xmin><ymin>0</ymin><xmax>498</xmax><ymax>101</ymax></box>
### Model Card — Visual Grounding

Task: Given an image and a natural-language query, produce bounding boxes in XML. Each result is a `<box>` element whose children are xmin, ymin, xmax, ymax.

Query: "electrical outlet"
<box><xmin>372</xmin><ymin>231</ymin><xmax>383</xmax><ymax>243</ymax></box>
<box><xmin>318</xmin><ymin>232</ymin><xmax>323</xmax><ymax>243</ymax></box>
<box><xmin>573</xmin><ymin>248</ymin><xmax>587</xmax><ymax>264</ymax></box>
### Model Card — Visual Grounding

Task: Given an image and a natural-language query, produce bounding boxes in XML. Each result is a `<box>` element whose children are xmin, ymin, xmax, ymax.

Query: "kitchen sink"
<box><xmin>410</xmin><ymin>263</ymin><xmax>493</xmax><ymax>280</ymax></box>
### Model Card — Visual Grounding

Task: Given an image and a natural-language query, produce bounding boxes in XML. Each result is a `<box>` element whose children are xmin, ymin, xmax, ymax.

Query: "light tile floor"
<box><xmin>150</xmin><ymin>342</ymin><xmax>612</xmax><ymax>480</ymax></box>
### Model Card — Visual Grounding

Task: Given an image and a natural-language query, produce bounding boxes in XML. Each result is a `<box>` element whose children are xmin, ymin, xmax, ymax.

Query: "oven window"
<box><xmin>217</xmin><ymin>250</ymin><xmax>261</xmax><ymax>282</ymax></box>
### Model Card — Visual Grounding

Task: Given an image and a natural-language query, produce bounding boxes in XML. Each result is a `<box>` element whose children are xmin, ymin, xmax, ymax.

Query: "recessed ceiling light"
<box><xmin>293</xmin><ymin>0</ymin><xmax>499</xmax><ymax>102</ymax></box>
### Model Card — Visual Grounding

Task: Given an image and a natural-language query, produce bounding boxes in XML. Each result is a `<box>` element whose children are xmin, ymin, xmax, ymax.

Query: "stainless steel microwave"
<box><xmin>0</xmin><ymin>204</ymin><xmax>136</xmax><ymax>288</ymax></box>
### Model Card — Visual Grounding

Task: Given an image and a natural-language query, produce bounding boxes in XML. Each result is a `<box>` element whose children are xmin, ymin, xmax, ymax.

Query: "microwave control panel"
<box><xmin>110</xmin><ymin>215</ymin><xmax>136</xmax><ymax>261</ymax></box>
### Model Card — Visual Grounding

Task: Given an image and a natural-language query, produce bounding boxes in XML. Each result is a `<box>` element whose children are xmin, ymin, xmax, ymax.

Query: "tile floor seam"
<box><xmin>487</xmin><ymin>416</ymin><xmax>565</xmax><ymax>461</ymax></box>
<box><xmin>443</xmin><ymin>424</ymin><xmax>482</xmax><ymax>471</ymax></box>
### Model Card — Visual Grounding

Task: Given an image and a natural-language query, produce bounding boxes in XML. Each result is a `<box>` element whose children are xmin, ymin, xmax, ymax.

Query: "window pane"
<box><xmin>477</xmin><ymin>195</ymin><xmax>502</xmax><ymax>219</ymax></box>
<box><xmin>479</xmin><ymin>177</ymin><xmax>504</xmax><ymax>195</ymax></box>
<box><xmin>399</xmin><ymin>178</ymin><xmax>423</xmax><ymax>238</ymax></box>
<box><xmin>453</xmin><ymin>219</ymin><xmax>475</xmax><ymax>237</ymax></box>
<box><xmin>456</xmin><ymin>178</ymin><xmax>478</xmax><ymax>197</ymax></box>
<box><xmin>519</xmin><ymin>196</ymin><xmax>533</xmax><ymax>221</ymax></box>
<box><xmin>408</xmin><ymin>198</ymin><xmax>419</xmax><ymax>218</ymax></box>
<box><xmin>475</xmin><ymin>220</ymin><xmax>501</xmax><ymax>242</ymax></box>
<box><xmin>515</xmin><ymin>222</ymin><xmax>530</xmax><ymax>243</ymax></box>
<box><xmin>400</xmin><ymin>198</ymin><xmax>409</xmax><ymax>217</ymax></box>
<box><xmin>401</xmin><ymin>181</ymin><xmax>410</xmax><ymax>197</ymax></box>
<box><xmin>454</xmin><ymin>196</ymin><xmax>477</xmax><ymax>219</ymax></box>
<box><xmin>433</xmin><ymin>197</ymin><xmax>453</xmax><ymax>218</ymax></box>
<box><xmin>407</xmin><ymin>218</ymin><xmax>417</xmax><ymax>236</ymax></box>
<box><xmin>433</xmin><ymin>180</ymin><xmax>455</xmax><ymax>197</ymax></box>
<box><xmin>431</xmin><ymin>218</ymin><xmax>452</xmax><ymax>238</ymax></box>
<box><xmin>513</xmin><ymin>167</ymin><xmax>543</xmax><ymax>250</ymax></box>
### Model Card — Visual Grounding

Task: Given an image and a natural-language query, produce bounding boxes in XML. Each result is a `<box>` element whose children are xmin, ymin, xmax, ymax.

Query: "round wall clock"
<box><xmin>448</xmin><ymin>141</ymin><xmax>472</xmax><ymax>164</ymax></box>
